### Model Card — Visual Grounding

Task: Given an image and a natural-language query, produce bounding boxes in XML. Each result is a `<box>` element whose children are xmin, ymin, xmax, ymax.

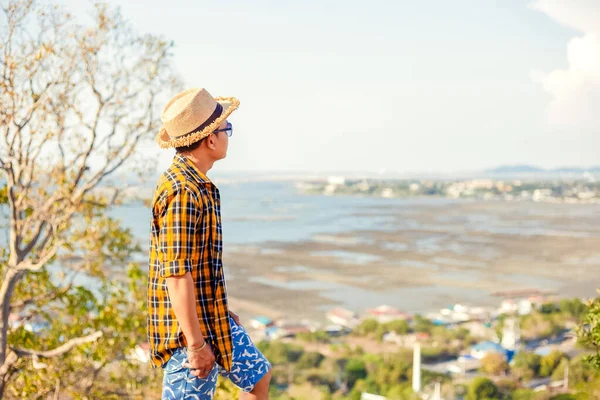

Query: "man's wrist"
<box><xmin>188</xmin><ymin>340</ymin><xmax>207</xmax><ymax>353</ymax></box>
<box><xmin>188</xmin><ymin>338</ymin><xmax>205</xmax><ymax>349</ymax></box>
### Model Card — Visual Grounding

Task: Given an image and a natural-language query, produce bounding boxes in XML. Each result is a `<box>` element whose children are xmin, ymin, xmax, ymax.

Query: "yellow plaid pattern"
<box><xmin>147</xmin><ymin>153</ymin><xmax>232</xmax><ymax>371</ymax></box>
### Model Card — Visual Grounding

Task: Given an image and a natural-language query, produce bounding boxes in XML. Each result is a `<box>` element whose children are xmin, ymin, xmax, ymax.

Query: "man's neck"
<box><xmin>182</xmin><ymin>153</ymin><xmax>214</xmax><ymax>176</ymax></box>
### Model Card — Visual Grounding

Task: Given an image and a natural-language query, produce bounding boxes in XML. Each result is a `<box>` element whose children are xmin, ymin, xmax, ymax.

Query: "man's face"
<box><xmin>202</xmin><ymin>119</ymin><xmax>229</xmax><ymax>161</ymax></box>
<box><xmin>213</xmin><ymin>119</ymin><xmax>229</xmax><ymax>159</ymax></box>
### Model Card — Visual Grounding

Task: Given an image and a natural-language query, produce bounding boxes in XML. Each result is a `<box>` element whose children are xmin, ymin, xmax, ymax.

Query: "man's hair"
<box><xmin>175</xmin><ymin>138</ymin><xmax>204</xmax><ymax>153</ymax></box>
<box><xmin>174</xmin><ymin>132</ymin><xmax>219</xmax><ymax>154</ymax></box>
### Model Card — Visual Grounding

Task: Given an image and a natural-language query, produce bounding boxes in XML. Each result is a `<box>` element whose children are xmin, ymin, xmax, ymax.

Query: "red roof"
<box><xmin>367</xmin><ymin>305</ymin><xmax>410</xmax><ymax>318</ymax></box>
<box><xmin>328</xmin><ymin>307</ymin><xmax>357</xmax><ymax>318</ymax></box>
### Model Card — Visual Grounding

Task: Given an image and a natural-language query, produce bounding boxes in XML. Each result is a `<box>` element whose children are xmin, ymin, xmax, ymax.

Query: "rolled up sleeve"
<box><xmin>157</xmin><ymin>187</ymin><xmax>202</xmax><ymax>278</ymax></box>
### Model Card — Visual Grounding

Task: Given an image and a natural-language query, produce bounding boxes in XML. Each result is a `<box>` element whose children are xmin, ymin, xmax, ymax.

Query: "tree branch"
<box><xmin>11</xmin><ymin>331</ymin><xmax>103</xmax><ymax>359</ymax></box>
<box><xmin>17</xmin><ymin>239</ymin><xmax>63</xmax><ymax>272</ymax></box>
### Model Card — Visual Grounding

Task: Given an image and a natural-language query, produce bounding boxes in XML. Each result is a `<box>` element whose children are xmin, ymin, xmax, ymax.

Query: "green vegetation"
<box><xmin>481</xmin><ymin>352</ymin><xmax>509</xmax><ymax>375</ymax></box>
<box><xmin>248</xmin><ymin>296</ymin><xmax>600</xmax><ymax>399</ymax></box>
<box><xmin>257</xmin><ymin>339</ymin><xmax>448</xmax><ymax>399</ymax></box>
<box><xmin>512</xmin><ymin>352</ymin><xmax>542</xmax><ymax>381</ymax></box>
<box><xmin>466</xmin><ymin>377</ymin><xmax>499</xmax><ymax>400</ymax></box>
<box><xmin>519</xmin><ymin>299</ymin><xmax>585</xmax><ymax>340</ymax></box>
<box><xmin>352</xmin><ymin>318</ymin><xmax>410</xmax><ymax>341</ymax></box>
<box><xmin>578</xmin><ymin>291</ymin><xmax>600</xmax><ymax>370</ymax></box>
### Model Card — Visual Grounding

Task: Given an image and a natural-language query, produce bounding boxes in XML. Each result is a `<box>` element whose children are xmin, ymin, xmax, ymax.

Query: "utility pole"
<box><xmin>412</xmin><ymin>342</ymin><xmax>421</xmax><ymax>393</ymax></box>
<box><xmin>432</xmin><ymin>381</ymin><xmax>442</xmax><ymax>400</ymax></box>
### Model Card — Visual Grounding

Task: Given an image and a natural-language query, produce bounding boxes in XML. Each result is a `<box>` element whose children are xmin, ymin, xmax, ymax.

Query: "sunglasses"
<box><xmin>213</xmin><ymin>122</ymin><xmax>233</xmax><ymax>137</ymax></box>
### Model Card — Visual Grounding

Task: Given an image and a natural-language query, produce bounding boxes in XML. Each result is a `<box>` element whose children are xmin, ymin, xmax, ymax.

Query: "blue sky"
<box><xmin>61</xmin><ymin>0</ymin><xmax>599</xmax><ymax>174</ymax></box>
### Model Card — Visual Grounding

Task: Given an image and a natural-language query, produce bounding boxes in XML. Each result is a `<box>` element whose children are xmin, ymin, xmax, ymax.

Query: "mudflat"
<box><xmin>223</xmin><ymin>200</ymin><xmax>600</xmax><ymax>322</ymax></box>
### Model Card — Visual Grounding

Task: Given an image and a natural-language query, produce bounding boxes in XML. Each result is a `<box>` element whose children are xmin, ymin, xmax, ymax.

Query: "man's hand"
<box><xmin>230</xmin><ymin>310</ymin><xmax>242</xmax><ymax>326</ymax></box>
<box><xmin>183</xmin><ymin>344</ymin><xmax>216</xmax><ymax>379</ymax></box>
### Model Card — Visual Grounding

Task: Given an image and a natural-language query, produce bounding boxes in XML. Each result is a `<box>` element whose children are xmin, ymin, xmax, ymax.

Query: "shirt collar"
<box><xmin>173</xmin><ymin>153</ymin><xmax>213</xmax><ymax>186</ymax></box>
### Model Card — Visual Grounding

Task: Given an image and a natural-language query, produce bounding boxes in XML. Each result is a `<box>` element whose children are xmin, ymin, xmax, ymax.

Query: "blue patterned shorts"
<box><xmin>162</xmin><ymin>317</ymin><xmax>271</xmax><ymax>399</ymax></box>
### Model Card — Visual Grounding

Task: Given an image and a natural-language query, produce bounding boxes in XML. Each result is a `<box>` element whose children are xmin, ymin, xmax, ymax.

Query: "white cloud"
<box><xmin>530</xmin><ymin>0</ymin><xmax>600</xmax><ymax>128</ymax></box>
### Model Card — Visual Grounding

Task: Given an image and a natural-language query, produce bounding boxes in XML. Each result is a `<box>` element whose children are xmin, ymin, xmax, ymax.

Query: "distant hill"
<box><xmin>487</xmin><ymin>165</ymin><xmax>544</xmax><ymax>174</ymax></box>
<box><xmin>487</xmin><ymin>165</ymin><xmax>600</xmax><ymax>175</ymax></box>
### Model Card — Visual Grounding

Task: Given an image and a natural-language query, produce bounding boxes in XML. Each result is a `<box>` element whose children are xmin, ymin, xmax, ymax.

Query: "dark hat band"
<box><xmin>179</xmin><ymin>103</ymin><xmax>224</xmax><ymax>139</ymax></box>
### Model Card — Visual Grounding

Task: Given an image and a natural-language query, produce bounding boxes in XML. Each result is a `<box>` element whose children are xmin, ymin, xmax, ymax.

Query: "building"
<box><xmin>446</xmin><ymin>355</ymin><xmax>482</xmax><ymax>375</ymax></box>
<box><xmin>278</xmin><ymin>324</ymin><xmax>313</xmax><ymax>338</ymax></box>
<box><xmin>327</xmin><ymin>307</ymin><xmax>360</xmax><ymax>328</ymax></box>
<box><xmin>366</xmin><ymin>305</ymin><xmax>410</xmax><ymax>324</ymax></box>
<box><xmin>324</xmin><ymin>184</ymin><xmax>337</xmax><ymax>196</ymax></box>
<box><xmin>500</xmin><ymin>299</ymin><xmax>533</xmax><ymax>315</ymax></box>
<box><xmin>381</xmin><ymin>188</ymin><xmax>394</xmax><ymax>198</ymax></box>
<box><xmin>501</xmin><ymin>318</ymin><xmax>521</xmax><ymax>351</ymax></box>
<box><xmin>409</xmin><ymin>183</ymin><xmax>421</xmax><ymax>192</ymax></box>
<box><xmin>439</xmin><ymin>304</ymin><xmax>471</xmax><ymax>323</ymax></box>
<box><xmin>470</xmin><ymin>341</ymin><xmax>514</xmax><ymax>362</ymax></box>
<box><xmin>324</xmin><ymin>324</ymin><xmax>349</xmax><ymax>336</ymax></box>
<box><xmin>463</xmin><ymin>321</ymin><xmax>495</xmax><ymax>338</ymax></box>
<box><xmin>250</xmin><ymin>316</ymin><xmax>275</xmax><ymax>330</ymax></box>
<box><xmin>327</xmin><ymin>176</ymin><xmax>346</xmax><ymax>185</ymax></box>
<box><xmin>533</xmin><ymin>189</ymin><xmax>553</xmax><ymax>202</ymax></box>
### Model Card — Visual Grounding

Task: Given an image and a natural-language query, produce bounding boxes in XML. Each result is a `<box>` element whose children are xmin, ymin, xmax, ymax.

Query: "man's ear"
<box><xmin>206</xmin><ymin>134</ymin><xmax>217</xmax><ymax>150</ymax></box>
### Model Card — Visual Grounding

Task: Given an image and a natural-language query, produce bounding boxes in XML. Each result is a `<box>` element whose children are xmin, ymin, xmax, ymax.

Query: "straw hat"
<box><xmin>156</xmin><ymin>88</ymin><xmax>240</xmax><ymax>149</ymax></box>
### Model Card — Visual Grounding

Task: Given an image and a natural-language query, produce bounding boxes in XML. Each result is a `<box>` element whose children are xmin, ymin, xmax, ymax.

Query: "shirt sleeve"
<box><xmin>157</xmin><ymin>186</ymin><xmax>202</xmax><ymax>278</ymax></box>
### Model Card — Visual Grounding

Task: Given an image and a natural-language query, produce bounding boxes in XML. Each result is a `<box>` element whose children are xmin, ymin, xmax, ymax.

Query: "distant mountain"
<box><xmin>550</xmin><ymin>166</ymin><xmax>600</xmax><ymax>173</ymax></box>
<box><xmin>487</xmin><ymin>165</ymin><xmax>600</xmax><ymax>175</ymax></box>
<box><xmin>487</xmin><ymin>165</ymin><xmax>544</xmax><ymax>174</ymax></box>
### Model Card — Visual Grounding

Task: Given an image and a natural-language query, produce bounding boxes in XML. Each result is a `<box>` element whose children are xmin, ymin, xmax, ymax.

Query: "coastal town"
<box><xmin>239</xmin><ymin>293</ymin><xmax>592</xmax><ymax>399</ymax></box>
<box><xmin>8</xmin><ymin>273</ymin><xmax>598</xmax><ymax>399</ymax></box>
<box><xmin>71</xmin><ymin>290</ymin><xmax>590</xmax><ymax>399</ymax></box>
<box><xmin>298</xmin><ymin>176</ymin><xmax>600</xmax><ymax>205</ymax></box>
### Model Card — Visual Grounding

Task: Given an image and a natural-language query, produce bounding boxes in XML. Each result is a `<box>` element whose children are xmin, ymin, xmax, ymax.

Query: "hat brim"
<box><xmin>156</xmin><ymin>96</ymin><xmax>240</xmax><ymax>149</ymax></box>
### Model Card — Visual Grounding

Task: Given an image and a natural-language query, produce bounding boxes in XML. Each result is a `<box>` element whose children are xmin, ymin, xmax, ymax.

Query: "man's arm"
<box><xmin>166</xmin><ymin>272</ymin><xmax>204</xmax><ymax>347</ymax></box>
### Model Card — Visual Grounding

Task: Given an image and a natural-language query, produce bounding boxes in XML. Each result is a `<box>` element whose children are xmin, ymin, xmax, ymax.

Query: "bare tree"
<box><xmin>0</xmin><ymin>1</ymin><xmax>178</xmax><ymax>397</ymax></box>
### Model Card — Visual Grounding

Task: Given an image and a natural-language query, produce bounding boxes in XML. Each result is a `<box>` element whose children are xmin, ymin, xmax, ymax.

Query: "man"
<box><xmin>148</xmin><ymin>88</ymin><xmax>272</xmax><ymax>399</ymax></box>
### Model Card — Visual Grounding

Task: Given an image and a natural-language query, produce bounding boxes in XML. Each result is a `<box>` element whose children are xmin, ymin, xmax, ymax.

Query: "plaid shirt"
<box><xmin>147</xmin><ymin>153</ymin><xmax>232</xmax><ymax>370</ymax></box>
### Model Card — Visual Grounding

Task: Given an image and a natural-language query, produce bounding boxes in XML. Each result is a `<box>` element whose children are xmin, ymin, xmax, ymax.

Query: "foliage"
<box><xmin>512</xmin><ymin>351</ymin><xmax>542</xmax><ymax>381</ymax></box>
<box><xmin>520</xmin><ymin>312</ymin><xmax>566</xmax><ymax>340</ymax></box>
<box><xmin>257</xmin><ymin>341</ymin><xmax>303</xmax><ymax>365</ymax></box>
<box><xmin>344</xmin><ymin>358</ymin><xmax>367</xmax><ymax>387</ymax></box>
<box><xmin>413</xmin><ymin>315</ymin><xmax>435</xmax><ymax>334</ymax></box>
<box><xmin>548</xmin><ymin>395</ymin><xmax>577</xmax><ymax>400</ymax></box>
<box><xmin>297</xmin><ymin>330</ymin><xmax>331</xmax><ymax>344</ymax></box>
<box><xmin>420</xmin><ymin>345</ymin><xmax>459</xmax><ymax>363</ymax></box>
<box><xmin>480</xmin><ymin>352</ymin><xmax>509</xmax><ymax>375</ymax></box>
<box><xmin>353</xmin><ymin>319</ymin><xmax>380</xmax><ymax>337</ymax></box>
<box><xmin>466</xmin><ymin>377</ymin><xmax>500</xmax><ymax>400</ymax></box>
<box><xmin>386</xmin><ymin>319</ymin><xmax>410</xmax><ymax>335</ymax></box>
<box><xmin>551</xmin><ymin>355</ymin><xmax>600</xmax><ymax>386</ymax></box>
<box><xmin>539</xmin><ymin>350</ymin><xmax>566</xmax><ymax>377</ymax></box>
<box><xmin>296</xmin><ymin>351</ymin><xmax>325</xmax><ymax>370</ymax></box>
<box><xmin>511</xmin><ymin>388</ymin><xmax>536</xmax><ymax>400</ymax></box>
<box><xmin>539</xmin><ymin>303</ymin><xmax>560</xmax><ymax>314</ymax></box>
<box><xmin>558</xmin><ymin>299</ymin><xmax>587</xmax><ymax>318</ymax></box>
<box><xmin>0</xmin><ymin>0</ymin><xmax>178</xmax><ymax>397</ymax></box>
<box><xmin>578</xmin><ymin>291</ymin><xmax>600</xmax><ymax>370</ymax></box>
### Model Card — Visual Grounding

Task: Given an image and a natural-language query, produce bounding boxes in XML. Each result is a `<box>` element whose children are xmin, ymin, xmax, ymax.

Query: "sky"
<box><xmin>59</xmin><ymin>0</ymin><xmax>599</xmax><ymax>175</ymax></box>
